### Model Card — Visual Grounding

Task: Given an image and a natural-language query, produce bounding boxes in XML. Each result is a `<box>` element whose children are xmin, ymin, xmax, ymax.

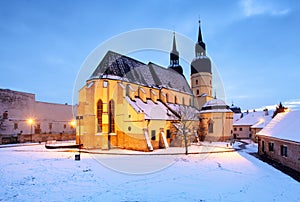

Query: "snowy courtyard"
<box><xmin>0</xmin><ymin>142</ymin><xmax>299</xmax><ymax>202</ymax></box>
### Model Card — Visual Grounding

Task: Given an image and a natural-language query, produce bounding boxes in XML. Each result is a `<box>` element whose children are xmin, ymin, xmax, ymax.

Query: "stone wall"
<box><xmin>258</xmin><ymin>136</ymin><xmax>300</xmax><ymax>172</ymax></box>
<box><xmin>18</xmin><ymin>133</ymin><xmax>75</xmax><ymax>143</ymax></box>
<box><xmin>117</xmin><ymin>131</ymin><xmax>149</xmax><ymax>151</ymax></box>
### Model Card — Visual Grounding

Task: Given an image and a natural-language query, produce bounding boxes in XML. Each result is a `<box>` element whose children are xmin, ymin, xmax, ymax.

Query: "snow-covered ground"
<box><xmin>0</xmin><ymin>142</ymin><xmax>299</xmax><ymax>202</ymax></box>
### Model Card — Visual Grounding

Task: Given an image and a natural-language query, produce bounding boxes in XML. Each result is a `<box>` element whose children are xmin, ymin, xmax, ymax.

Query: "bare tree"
<box><xmin>171</xmin><ymin>104</ymin><xmax>199</xmax><ymax>155</ymax></box>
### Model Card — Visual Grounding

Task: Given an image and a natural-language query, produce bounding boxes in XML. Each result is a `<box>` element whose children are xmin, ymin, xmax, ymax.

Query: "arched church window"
<box><xmin>196</xmin><ymin>80</ymin><xmax>198</xmax><ymax>85</ymax></box>
<box><xmin>108</xmin><ymin>100</ymin><xmax>115</xmax><ymax>133</ymax></box>
<box><xmin>174</xmin><ymin>96</ymin><xmax>178</xmax><ymax>104</ymax></box>
<box><xmin>97</xmin><ymin>100</ymin><xmax>103</xmax><ymax>132</ymax></box>
<box><xmin>208</xmin><ymin>119</ymin><xmax>214</xmax><ymax>133</ymax></box>
<box><xmin>196</xmin><ymin>89</ymin><xmax>200</xmax><ymax>95</ymax></box>
<box><xmin>182</xmin><ymin>97</ymin><xmax>185</xmax><ymax>105</ymax></box>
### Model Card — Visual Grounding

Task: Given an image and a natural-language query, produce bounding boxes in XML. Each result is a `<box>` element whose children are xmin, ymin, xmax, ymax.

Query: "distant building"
<box><xmin>257</xmin><ymin>110</ymin><xmax>300</xmax><ymax>172</ymax></box>
<box><xmin>233</xmin><ymin>109</ymin><xmax>272</xmax><ymax>139</ymax></box>
<box><xmin>0</xmin><ymin>88</ymin><xmax>75</xmax><ymax>144</ymax></box>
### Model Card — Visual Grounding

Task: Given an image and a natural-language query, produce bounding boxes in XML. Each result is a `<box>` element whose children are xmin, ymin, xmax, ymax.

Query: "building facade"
<box><xmin>0</xmin><ymin>88</ymin><xmax>75</xmax><ymax>144</ymax></box>
<box><xmin>257</xmin><ymin>111</ymin><xmax>300</xmax><ymax>172</ymax></box>
<box><xmin>199</xmin><ymin>99</ymin><xmax>234</xmax><ymax>141</ymax></box>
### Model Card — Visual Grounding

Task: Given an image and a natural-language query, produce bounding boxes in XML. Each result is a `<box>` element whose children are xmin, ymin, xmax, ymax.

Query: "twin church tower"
<box><xmin>168</xmin><ymin>20</ymin><xmax>213</xmax><ymax>108</ymax></box>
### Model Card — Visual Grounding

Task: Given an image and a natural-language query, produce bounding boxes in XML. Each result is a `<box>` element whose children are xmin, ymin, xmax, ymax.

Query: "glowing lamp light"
<box><xmin>70</xmin><ymin>119</ymin><xmax>76</xmax><ymax>127</ymax></box>
<box><xmin>27</xmin><ymin>118</ymin><xmax>34</xmax><ymax>125</ymax></box>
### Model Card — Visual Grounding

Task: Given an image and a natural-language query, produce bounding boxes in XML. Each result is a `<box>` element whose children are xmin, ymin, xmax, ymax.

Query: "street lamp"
<box><xmin>27</xmin><ymin>118</ymin><xmax>34</xmax><ymax>135</ymax></box>
<box><xmin>75</xmin><ymin>116</ymin><xmax>83</xmax><ymax>161</ymax></box>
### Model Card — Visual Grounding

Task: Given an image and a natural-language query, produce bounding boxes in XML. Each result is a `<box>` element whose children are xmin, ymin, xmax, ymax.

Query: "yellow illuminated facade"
<box><xmin>77</xmin><ymin>72</ymin><xmax>197</xmax><ymax>151</ymax></box>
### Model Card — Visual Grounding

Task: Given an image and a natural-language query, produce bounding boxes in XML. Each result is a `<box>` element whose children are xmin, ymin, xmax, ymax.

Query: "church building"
<box><xmin>77</xmin><ymin>21</ymin><xmax>233</xmax><ymax>151</ymax></box>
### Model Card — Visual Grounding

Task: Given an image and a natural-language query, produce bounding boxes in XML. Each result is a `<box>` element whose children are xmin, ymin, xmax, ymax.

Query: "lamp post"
<box><xmin>75</xmin><ymin>116</ymin><xmax>83</xmax><ymax>161</ymax></box>
<box><xmin>27</xmin><ymin>118</ymin><xmax>34</xmax><ymax>135</ymax></box>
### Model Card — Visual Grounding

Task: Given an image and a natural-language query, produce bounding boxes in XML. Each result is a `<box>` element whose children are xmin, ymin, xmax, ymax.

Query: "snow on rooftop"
<box><xmin>233</xmin><ymin>113</ymin><xmax>242</xmax><ymax>122</ymax></box>
<box><xmin>125</xmin><ymin>97</ymin><xmax>178</xmax><ymax>120</ymax></box>
<box><xmin>233</xmin><ymin>111</ymin><xmax>273</xmax><ymax>126</ymax></box>
<box><xmin>166</xmin><ymin>103</ymin><xmax>199</xmax><ymax>120</ymax></box>
<box><xmin>200</xmin><ymin>109</ymin><xmax>232</xmax><ymax>113</ymax></box>
<box><xmin>200</xmin><ymin>98</ymin><xmax>232</xmax><ymax>113</ymax></box>
<box><xmin>203</xmin><ymin>98</ymin><xmax>226</xmax><ymax>107</ymax></box>
<box><xmin>257</xmin><ymin>110</ymin><xmax>300</xmax><ymax>142</ymax></box>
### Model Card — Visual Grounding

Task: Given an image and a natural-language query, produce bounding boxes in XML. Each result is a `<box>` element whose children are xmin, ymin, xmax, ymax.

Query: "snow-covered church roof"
<box><xmin>89</xmin><ymin>51</ymin><xmax>193</xmax><ymax>95</ymax></box>
<box><xmin>257</xmin><ymin>110</ymin><xmax>300</xmax><ymax>143</ymax></box>
<box><xmin>125</xmin><ymin>96</ymin><xmax>199</xmax><ymax>121</ymax></box>
<box><xmin>200</xmin><ymin>98</ymin><xmax>232</xmax><ymax>113</ymax></box>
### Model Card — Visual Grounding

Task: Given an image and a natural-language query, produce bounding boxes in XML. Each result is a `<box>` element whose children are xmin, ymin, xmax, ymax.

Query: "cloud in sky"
<box><xmin>240</xmin><ymin>0</ymin><xmax>290</xmax><ymax>17</ymax></box>
<box><xmin>252</xmin><ymin>99</ymin><xmax>300</xmax><ymax>112</ymax></box>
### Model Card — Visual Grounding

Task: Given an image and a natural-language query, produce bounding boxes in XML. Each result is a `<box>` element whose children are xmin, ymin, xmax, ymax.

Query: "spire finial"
<box><xmin>198</xmin><ymin>19</ymin><xmax>203</xmax><ymax>43</ymax></box>
<box><xmin>172</xmin><ymin>32</ymin><xmax>177</xmax><ymax>52</ymax></box>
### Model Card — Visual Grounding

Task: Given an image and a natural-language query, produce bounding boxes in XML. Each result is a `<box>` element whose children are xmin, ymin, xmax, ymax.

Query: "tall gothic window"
<box><xmin>97</xmin><ymin>99</ymin><xmax>103</xmax><ymax>132</ymax></box>
<box><xmin>108</xmin><ymin>100</ymin><xmax>115</xmax><ymax>133</ymax></box>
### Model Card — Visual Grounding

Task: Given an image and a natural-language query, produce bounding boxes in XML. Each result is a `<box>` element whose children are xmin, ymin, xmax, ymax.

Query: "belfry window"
<box><xmin>108</xmin><ymin>100</ymin><xmax>115</xmax><ymax>133</ymax></box>
<box><xmin>97</xmin><ymin>99</ymin><xmax>103</xmax><ymax>132</ymax></box>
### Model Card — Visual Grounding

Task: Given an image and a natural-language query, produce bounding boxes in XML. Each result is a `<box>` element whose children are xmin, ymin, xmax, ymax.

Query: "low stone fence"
<box><xmin>0</xmin><ymin>133</ymin><xmax>75</xmax><ymax>144</ymax></box>
<box><xmin>18</xmin><ymin>133</ymin><xmax>75</xmax><ymax>143</ymax></box>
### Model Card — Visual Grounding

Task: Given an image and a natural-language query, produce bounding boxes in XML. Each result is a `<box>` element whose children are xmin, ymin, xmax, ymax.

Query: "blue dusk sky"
<box><xmin>0</xmin><ymin>0</ymin><xmax>299</xmax><ymax>111</ymax></box>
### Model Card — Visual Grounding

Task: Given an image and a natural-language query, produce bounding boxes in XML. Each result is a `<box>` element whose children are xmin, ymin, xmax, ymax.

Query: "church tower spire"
<box><xmin>168</xmin><ymin>32</ymin><xmax>183</xmax><ymax>75</ymax></box>
<box><xmin>196</xmin><ymin>20</ymin><xmax>206</xmax><ymax>57</ymax></box>
<box><xmin>190</xmin><ymin>19</ymin><xmax>213</xmax><ymax>109</ymax></box>
<box><xmin>170</xmin><ymin>32</ymin><xmax>179</xmax><ymax>66</ymax></box>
